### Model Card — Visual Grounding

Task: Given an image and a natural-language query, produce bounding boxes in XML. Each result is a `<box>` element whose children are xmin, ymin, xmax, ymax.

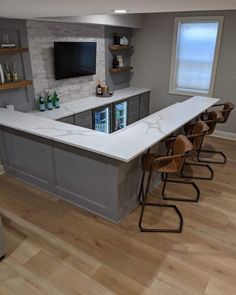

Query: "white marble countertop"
<box><xmin>30</xmin><ymin>87</ymin><xmax>151</xmax><ymax>120</ymax></box>
<box><xmin>0</xmin><ymin>95</ymin><xmax>219</xmax><ymax>162</ymax></box>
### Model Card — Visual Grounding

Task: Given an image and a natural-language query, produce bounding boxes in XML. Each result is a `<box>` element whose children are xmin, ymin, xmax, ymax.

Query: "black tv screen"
<box><xmin>54</xmin><ymin>42</ymin><xmax>97</xmax><ymax>80</ymax></box>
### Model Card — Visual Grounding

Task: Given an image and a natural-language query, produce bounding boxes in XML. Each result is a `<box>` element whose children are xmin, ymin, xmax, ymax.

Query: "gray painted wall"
<box><xmin>0</xmin><ymin>18</ymin><xmax>35</xmax><ymax>166</ymax></box>
<box><xmin>0</xmin><ymin>18</ymin><xmax>35</xmax><ymax>111</ymax></box>
<box><xmin>27</xmin><ymin>20</ymin><xmax>106</xmax><ymax>103</ymax></box>
<box><xmin>105</xmin><ymin>26</ymin><xmax>131</xmax><ymax>91</ymax></box>
<box><xmin>131</xmin><ymin>10</ymin><xmax>236</xmax><ymax>133</ymax></box>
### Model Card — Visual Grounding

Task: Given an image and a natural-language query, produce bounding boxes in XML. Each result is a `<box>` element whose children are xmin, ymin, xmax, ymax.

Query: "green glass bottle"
<box><xmin>45</xmin><ymin>91</ymin><xmax>52</xmax><ymax>110</ymax></box>
<box><xmin>38</xmin><ymin>95</ymin><xmax>45</xmax><ymax>112</ymax></box>
<box><xmin>54</xmin><ymin>91</ymin><xmax>60</xmax><ymax>108</ymax></box>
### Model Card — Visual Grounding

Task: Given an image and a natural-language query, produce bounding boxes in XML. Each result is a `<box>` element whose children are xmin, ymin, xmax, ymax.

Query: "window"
<box><xmin>169</xmin><ymin>16</ymin><xmax>224</xmax><ymax>96</ymax></box>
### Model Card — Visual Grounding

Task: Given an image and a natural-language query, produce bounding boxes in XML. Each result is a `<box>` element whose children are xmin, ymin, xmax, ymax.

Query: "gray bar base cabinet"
<box><xmin>74</xmin><ymin>110</ymin><xmax>92</xmax><ymax>129</ymax></box>
<box><xmin>139</xmin><ymin>92</ymin><xmax>150</xmax><ymax>119</ymax></box>
<box><xmin>57</xmin><ymin>91</ymin><xmax>150</xmax><ymax>130</ymax></box>
<box><xmin>0</xmin><ymin>127</ymin><xmax>151</xmax><ymax>223</ymax></box>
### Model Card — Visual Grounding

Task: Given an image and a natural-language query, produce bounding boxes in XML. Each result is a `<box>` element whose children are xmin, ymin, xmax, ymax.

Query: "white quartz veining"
<box><xmin>30</xmin><ymin>87</ymin><xmax>151</xmax><ymax>120</ymax></box>
<box><xmin>0</xmin><ymin>96</ymin><xmax>219</xmax><ymax>162</ymax></box>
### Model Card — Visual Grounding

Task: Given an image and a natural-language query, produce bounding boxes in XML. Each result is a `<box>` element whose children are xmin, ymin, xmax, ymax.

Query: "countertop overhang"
<box><xmin>0</xmin><ymin>93</ymin><xmax>219</xmax><ymax>162</ymax></box>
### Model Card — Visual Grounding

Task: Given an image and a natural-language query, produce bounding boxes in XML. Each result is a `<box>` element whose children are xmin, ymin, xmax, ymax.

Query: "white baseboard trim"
<box><xmin>211</xmin><ymin>130</ymin><xmax>236</xmax><ymax>141</ymax></box>
<box><xmin>0</xmin><ymin>165</ymin><xmax>4</xmax><ymax>175</ymax></box>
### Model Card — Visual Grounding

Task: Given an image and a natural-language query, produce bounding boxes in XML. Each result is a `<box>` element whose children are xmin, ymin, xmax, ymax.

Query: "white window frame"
<box><xmin>169</xmin><ymin>16</ymin><xmax>224</xmax><ymax>97</ymax></box>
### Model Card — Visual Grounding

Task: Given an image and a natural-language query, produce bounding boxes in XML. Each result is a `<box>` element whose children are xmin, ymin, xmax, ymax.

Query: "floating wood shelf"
<box><xmin>0</xmin><ymin>80</ymin><xmax>32</xmax><ymax>91</ymax></box>
<box><xmin>109</xmin><ymin>66</ymin><xmax>133</xmax><ymax>73</ymax></box>
<box><xmin>0</xmin><ymin>47</ymin><xmax>28</xmax><ymax>54</ymax></box>
<box><xmin>109</xmin><ymin>45</ymin><xmax>132</xmax><ymax>51</ymax></box>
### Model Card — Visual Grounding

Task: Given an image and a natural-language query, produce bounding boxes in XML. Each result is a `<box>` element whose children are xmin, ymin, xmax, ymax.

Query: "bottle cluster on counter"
<box><xmin>96</xmin><ymin>80</ymin><xmax>113</xmax><ymax>97</ymax></box>
<box><xmin>38</xmin><ymin>90</ymin><xmax>60</xmax><ymax>112</ymax></box>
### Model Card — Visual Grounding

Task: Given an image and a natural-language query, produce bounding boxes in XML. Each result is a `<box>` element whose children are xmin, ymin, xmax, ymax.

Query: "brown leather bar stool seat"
<box><xmin>142</xmin><ymin>153</ymin><xmax>179</xmax><ymax>174</ymax></box>
<box><xmin>138</xmin><ymin>135</ymin><xmax>198</xmax><ymax>233</ymax></box>
<box><xmin>166</xmin><ymin>121</ymin><xmax>214</xmax><ymax>180</ymax></box>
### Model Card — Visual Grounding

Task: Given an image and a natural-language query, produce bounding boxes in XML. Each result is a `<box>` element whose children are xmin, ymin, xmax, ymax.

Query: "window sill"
<box><xmin>169</xmin><ymin>88</ymin><xmax>211</xmax><ymax>97</ymax></box>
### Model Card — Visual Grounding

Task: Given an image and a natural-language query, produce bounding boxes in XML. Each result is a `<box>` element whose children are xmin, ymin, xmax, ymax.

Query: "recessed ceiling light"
<box><xmin>113</xmin><ymin>9</ymin><xmax>128</xmax><ymax>14</ymax></box>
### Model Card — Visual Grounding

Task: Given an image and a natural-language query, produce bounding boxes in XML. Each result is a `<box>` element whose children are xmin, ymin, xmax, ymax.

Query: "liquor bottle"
<box><xmin>52</xmin><ymin>90</ymin><xmax>56</xmax><ymax>107</ymax></box>
<box><xmin>96</xmin><ymin>80</ymin><xmax>102</xmax><ymax>96</ymax></box>
<box><xmin>45</xmin><ymin>91</ymin><xmax>53</xmax><ymax>110</ymax></box>
<box><xmin>11</xmin><ymin>61</ymin><xmax>19</xmax><ymax>82</ymax></box>
<box><xmin>53</xmin><ymin>90</ymin><xmax>60</xmax><ymax>108</ymax></box>
<box><xmin>4</xmin><ymin>63</ymin><xmax>11</xmax><ymax>83</ymax></box>
<box><xmin>113</xmin><ymin>32</ymin><xmax>120</xmax><ymax>45</ymax></box>
<box><xmin>38</xmin><ymin>95</ymin><xmax>45</xmax><ymax>112</ymax></box>
<box><xmin>112</xmin><ymin>55</ymin><xmax>119</xmax><ymax>68</ymax></box>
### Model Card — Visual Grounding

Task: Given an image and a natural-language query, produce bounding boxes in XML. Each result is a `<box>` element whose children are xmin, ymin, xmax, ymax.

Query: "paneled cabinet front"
<box><xmin>57</xmin><ymin>115</ymin><xmax>75</xmax><ymax>125</ymax></box>
<box><xmin>128</xmin><ymin>95</ymin><xmax>140</xmax><ymax>125</ymax></box>
<box><xmin>139</xmin><ymin>92</ymin><xmax>150</xmax><ymax>119</ymax></box>
<box><xmin>74</xmin><ymin>110</ymin><xmax>92</xmax><ymax>129</ymax></box>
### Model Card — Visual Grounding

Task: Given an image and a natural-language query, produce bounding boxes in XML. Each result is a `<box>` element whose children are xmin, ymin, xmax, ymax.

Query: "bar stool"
<box><xmin>138</xmin><ymin>135</ymin><xmax>194</xmax><ymax>233</ymax></box>
<box><xmin>166</xmin><ymin>121</ymin><xmax>214</xmax><ymax>180</ymax></box>
<box><xmin>203</xmin><ymin>101</ymin><xmax>235</xmax><ymax>124</ymax></box>
<box><xmin>198</xmin><ymin>110</ymin><xmax>227</xmax><ymax>164</ymax></box>
<box><xmin>198</xmin><ymin>102</ymin><xmax>234</xmax><ymax>164</ymax></box>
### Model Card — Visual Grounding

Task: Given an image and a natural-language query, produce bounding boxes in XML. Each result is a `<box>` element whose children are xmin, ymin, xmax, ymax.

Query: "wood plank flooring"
<box><xmin>0</xmin><ymin>136</ymin><xmax>235</xmax><ymax>295</ymax></box>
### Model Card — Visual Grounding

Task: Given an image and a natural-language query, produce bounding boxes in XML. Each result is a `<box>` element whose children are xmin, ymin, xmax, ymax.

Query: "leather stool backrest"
<box><xmin>205</xmin><ymin>111</ymin><xmax>220</xmax><ymax>135</ymax></box>
<box><xmin>173</xmin><ymin>135</ymin><xmax>193</xmax><ymax>173</ymax></box>
<box><xmin>220</xmin><ymin>102</ymin><xmax>235</xmax><ymax>123</ymax></box>
<box><xmin>191</xmin><ymin>121</ymin><xmax>209</xmax><ymax>150</ymax></box>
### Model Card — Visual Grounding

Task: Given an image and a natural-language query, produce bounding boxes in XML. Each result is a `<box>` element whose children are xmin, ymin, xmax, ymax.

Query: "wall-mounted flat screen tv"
<box><xmin>54</xmin><ymin>42</ymin><xmax>97</xmax><ymax>80</ymax></box>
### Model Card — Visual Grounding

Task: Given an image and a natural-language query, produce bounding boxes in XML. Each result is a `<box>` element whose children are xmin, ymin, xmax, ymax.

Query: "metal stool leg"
<box><xmin>138</xmin><ymin>170</ymin><xmax>184</xmax><ymax>233</ymax></box>
<box><xmin>138</xmin><ymin>173</ymin><xmax>145</xmax><ymax>204</ymax></box>
<box><xmin>197</xmin><ymin>149</ymin><xmax>227</xmax><ymax>164</ymax></box>
<box><xmin>138</xmin><ymin>203</ymin><xmax>183</xmax><ymax>233</ymax></box>
<box><xmin>180</xmin><ymin>161</ymin><xmax>214</xmax><ymax>180</ymax></box>
<box><xmin>161</xmin><ymin>173</ymin><xmax>200</xmax><ymax>203</ymax></box>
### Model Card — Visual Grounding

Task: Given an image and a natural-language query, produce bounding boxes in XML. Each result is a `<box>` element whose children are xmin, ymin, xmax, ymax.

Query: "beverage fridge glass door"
<box><xmin>114</xmin><ymin>101</ymin><xmax>127</xmax><ymax>131</ymax></box>
<box><xmin>94</xmin><ymin>107</ymin><xmax>110</xmax><ymax>133</ymax></box>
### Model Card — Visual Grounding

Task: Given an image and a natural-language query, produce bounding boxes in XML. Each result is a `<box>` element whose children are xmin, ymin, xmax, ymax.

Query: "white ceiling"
<box><xmin>0</xmin><ymin>0</ymin><xmax>236</xmax><ymax>19</ymax></box>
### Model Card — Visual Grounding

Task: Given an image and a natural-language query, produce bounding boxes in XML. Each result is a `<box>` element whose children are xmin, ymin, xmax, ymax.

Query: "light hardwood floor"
<box><xmin>0</xmin><ymin>136</ymin><xmax>235</xmax><ymax>295</ymax></box>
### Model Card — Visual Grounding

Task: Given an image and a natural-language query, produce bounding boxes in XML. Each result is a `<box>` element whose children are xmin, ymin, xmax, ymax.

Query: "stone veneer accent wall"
<box><xmin>27</xmin><ymin>20</ymin><xmax>105</xmax><ymax>103</ymax></box>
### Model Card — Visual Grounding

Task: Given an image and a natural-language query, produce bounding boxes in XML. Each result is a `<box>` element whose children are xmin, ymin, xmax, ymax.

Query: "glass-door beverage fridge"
<box><xmin>113</xmin><ymin>101</ymin><xmax>128</xmax><ymax>132</ymax></box>
<box><xmin>93</xmin><ymin>105</ymin><xmax>111</xmax><ymax>133</ymax></box>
